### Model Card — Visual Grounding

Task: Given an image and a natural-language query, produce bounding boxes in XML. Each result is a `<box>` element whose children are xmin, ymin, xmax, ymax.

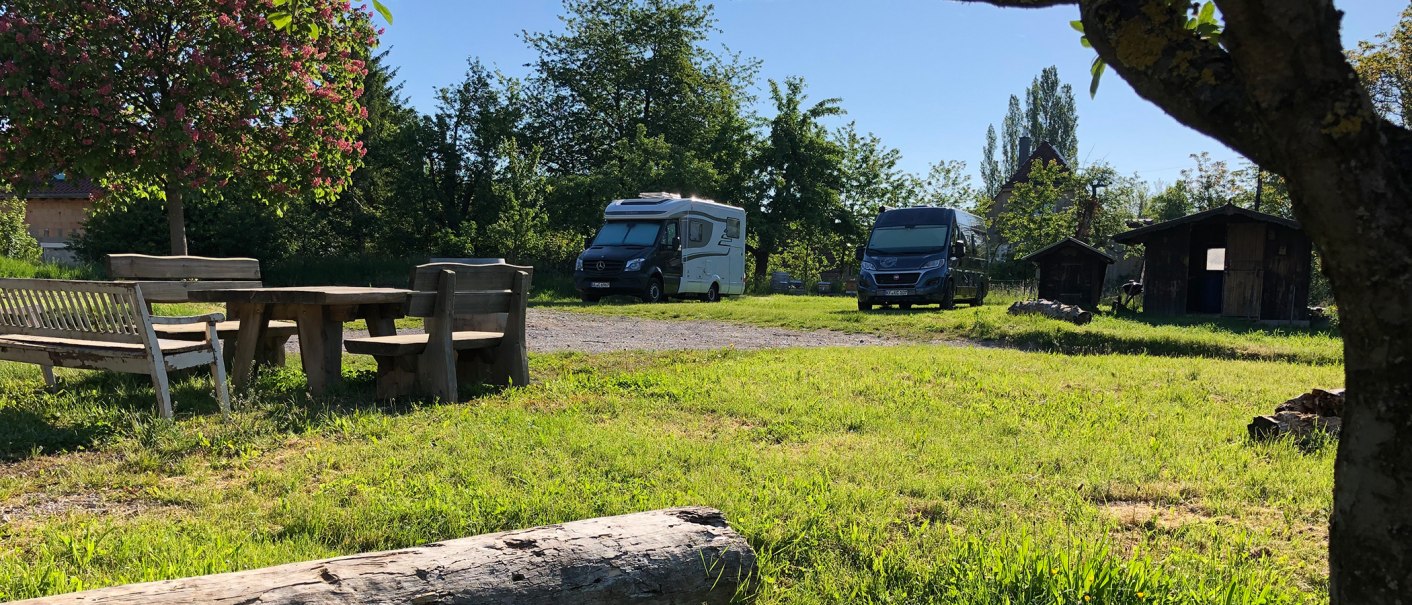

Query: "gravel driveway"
<box><xmin>287</xmin><ymin>308</ymin><xmax>903</xmax><ymax>354</ymax></box>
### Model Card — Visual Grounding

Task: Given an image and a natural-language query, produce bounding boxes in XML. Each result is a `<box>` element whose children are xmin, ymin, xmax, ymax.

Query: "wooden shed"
<box><xmin>1113</xmin><ymin>204</ymin><xmax>1312</xmax><ymax>322</ymax></box>
<box><xmin>1021</xmin><ymin>237</ymin><xmax>1115</xmax><ymax>309</ymax></box>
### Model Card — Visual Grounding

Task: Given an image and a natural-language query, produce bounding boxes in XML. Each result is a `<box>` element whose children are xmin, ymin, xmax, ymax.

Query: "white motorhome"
<box><xmin>574</xmin><ymin>193</ymin><xmax>747</xmax><ymax>303</ymax></box>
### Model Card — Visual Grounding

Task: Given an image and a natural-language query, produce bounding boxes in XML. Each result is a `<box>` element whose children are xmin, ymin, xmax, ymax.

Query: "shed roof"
<box><xmin>1020</xmin><ymin>237</ymin><xmax>1115</xmax><ymax>264</ymax></box>
<box><xmin>1113</xmin><ymin>203</ymin><xmax>1300</xmax><ymax>244</ymax></box>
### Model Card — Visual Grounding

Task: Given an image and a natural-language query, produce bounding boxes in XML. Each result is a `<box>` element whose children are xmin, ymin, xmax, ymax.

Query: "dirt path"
<box><xmin>287</xmin><ymin>308</ymin><xmax>905</xmax><ymax>354</ymax></box>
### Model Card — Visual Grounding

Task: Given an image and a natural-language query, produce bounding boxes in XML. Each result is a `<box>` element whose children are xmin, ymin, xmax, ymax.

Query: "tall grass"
<box><xmin>0</xmin><ymin>257</ymin><xmax>99</xmax><ymax>280</ymax></box>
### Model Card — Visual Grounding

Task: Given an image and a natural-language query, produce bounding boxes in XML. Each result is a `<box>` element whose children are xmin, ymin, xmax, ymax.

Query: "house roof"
<box><xmin>2</xmin><ymin>175</ymin><xmax>102</xmax><ymax>200</ymax></box>
<box><xmin>1020</xmin><ymin>237</ymin><xmax>1115</xmax><ymax>264</ymax></box>
<box><xmin>1000</xmin><ymin>141</ymin><xmax>1069</xmax><ymax>191</ymax></box>
<box><xmin>1113</xmin><ymin>203</ymin><xmax>1301</xmax><ymax>244</ymax></box>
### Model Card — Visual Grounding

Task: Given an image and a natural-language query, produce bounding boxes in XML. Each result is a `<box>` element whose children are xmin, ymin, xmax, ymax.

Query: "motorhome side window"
<box><xmin>725</xmin><ymin>218</ymin><xmax>741</xmax><ymax>239</ymax></box>
<box><xmin>687</xmin><ymin>219</ymin><xmax>712</xmax><ymax>247</ymax></box>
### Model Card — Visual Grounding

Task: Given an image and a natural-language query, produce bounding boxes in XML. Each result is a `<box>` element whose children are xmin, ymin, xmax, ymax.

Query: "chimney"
<box><xmin>1018</xmin><ymin>136</ymin><xmax>1032</xmax><ymax>165</ymax></box>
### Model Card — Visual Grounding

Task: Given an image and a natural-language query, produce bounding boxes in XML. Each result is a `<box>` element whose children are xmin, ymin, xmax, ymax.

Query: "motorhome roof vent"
<box><xmin>637</xmin><ymin>192</ymin><xmax>679</xmax><ymax>199</ymax></box>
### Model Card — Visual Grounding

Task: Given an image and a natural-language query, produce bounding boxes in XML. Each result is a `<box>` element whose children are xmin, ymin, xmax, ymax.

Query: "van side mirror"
<box><xmin>584</xmin><ymin>236</ymin><xmax>595</xmax><ymax>249</ymax></box>
<box><xmin>854</xmin><ymin>246</ymin><xmax>864</xmax><ymax>261</ymax></box>
<box><xmin>672</xmin><ymin>235</ymin><xmax>682</xmax><ymax>250</ymax></box>
<box><xmin>953</xmin><ymin>239</ymin><xmax>968</xmax><ymax>259</ymax></box>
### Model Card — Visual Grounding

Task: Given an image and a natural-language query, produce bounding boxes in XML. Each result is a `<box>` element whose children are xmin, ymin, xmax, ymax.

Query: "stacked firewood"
<box><xmin>1007</xmin><ymin>299</ymin><xmax>1092</xmax><ymax>325</ymax></box>
<box><xmin>1248</xmin><ymin>388</ymin><xmax>1344</xmax><ymax>442</ymax></box>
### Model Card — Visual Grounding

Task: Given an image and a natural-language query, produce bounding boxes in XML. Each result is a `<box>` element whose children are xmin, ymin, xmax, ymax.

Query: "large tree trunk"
<box><xmin>165</xmin><ymin>181</ymin><xmax>189</xmax><ymax>256</ymax></box>
<box><xmin>15</xmin><ymin>507</ymin><xmax>755</xmax><ymax>605</ymax></box>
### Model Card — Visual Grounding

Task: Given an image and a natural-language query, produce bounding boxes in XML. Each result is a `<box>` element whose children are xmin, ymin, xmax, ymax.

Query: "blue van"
<box><xmin>855</xmin><ymin>206</ymin><xmax>989</xmax><ymax>311</ymax></box>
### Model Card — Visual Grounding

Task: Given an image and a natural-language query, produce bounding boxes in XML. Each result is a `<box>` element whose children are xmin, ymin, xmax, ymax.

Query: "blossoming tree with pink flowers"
<box><xmin>0</xmin><ymin>0</ymin><xmax>381</xmax><ymax>254</ymax></box>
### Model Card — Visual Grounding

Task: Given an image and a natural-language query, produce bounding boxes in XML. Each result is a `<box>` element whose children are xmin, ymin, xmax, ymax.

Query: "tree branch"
<box><xmin>1076</xmin><ymin>0</ymin><xmax>1276</xmax><ymax>166</ymax></box>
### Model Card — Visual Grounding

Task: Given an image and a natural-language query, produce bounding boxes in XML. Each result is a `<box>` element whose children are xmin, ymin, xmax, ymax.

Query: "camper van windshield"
<box><xmin>593</xmin><ymin>221</ymin><xmax>661</xmax><ymax>247</ymax></box>
<box><xmin>867</xmin><ymin>225</ymin><xmax>950</xmax><ymax>254</ymax></box>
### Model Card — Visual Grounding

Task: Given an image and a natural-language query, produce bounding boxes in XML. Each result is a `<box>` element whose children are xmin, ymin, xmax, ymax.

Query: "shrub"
<box><xmin>0</xmin><ymin>200</ymin><xmax>42</xmax><ymax>263</ymax></box>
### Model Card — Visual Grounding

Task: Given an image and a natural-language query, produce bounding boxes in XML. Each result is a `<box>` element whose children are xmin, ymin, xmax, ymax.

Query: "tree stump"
<box><xmin>15</xmin><ymin>507</ymin><xmax>755</xmax><ymax>605</ymax></box>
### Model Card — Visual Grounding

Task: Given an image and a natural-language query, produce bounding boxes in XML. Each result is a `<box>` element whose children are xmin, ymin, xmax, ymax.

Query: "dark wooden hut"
<box><xmin>1113</xmin><ymin>204</ymin><xmax>1311</xmax><ymax>322</ymax></box>
<box><xmin>1021</xmin><ymin>237</ymin><xmax>1115</xmax><ymax>309</ymax></box>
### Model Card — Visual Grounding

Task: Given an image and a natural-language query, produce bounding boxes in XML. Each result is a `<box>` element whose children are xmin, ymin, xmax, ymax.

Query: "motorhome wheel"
<box><xmin>705</xmin><ymin>283</ymin><xmax>720</xmax><ymax>303</ymax></box>
<box><xmin>641</xmin><ymin>277</ymin><xmax>665</xmax><ymax>303</ymax></box>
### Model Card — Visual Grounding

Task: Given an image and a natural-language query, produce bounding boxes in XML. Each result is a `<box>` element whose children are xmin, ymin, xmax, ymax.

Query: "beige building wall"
<box><xmin>25</xmin><ymin>198</ymin><xmax>94</xmax><ymax>243</ymax></box>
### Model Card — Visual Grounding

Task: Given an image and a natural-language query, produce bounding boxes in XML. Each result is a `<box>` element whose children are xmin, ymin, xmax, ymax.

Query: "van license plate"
<box><xmin>591</xmin><ymin>282</ymin><xmax>610</xmax><ymax>288</ymax></box>
<box><xmin>883</xmin><ymin>289</ymin><xmax>911</xmax><ymax>297</ymax></box>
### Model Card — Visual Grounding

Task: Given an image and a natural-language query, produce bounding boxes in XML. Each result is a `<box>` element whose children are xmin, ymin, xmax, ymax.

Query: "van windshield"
<box><xmin>592</xmin><ymin>221</ymin><xmax>660</xmax><ymax>247</ymax></box>
<box><xmin>867</xmin><ymin>225</ymin><xmax>950</xmax><ymax>254</ymax></box>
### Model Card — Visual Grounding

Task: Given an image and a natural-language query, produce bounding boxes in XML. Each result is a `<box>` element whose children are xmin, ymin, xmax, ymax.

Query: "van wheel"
<box><xmin>581</xmin><ymin>294</ymin><xmax>600</xmax><ymax>304</ymax></box>
<box><xmin>939</xmin><ymin>279</ymin><xmax>956</xmax><ymax>310</ymax></box>
<box><xmin>640</xmin><ymin>277</ymin><xmax>665</xmax><ymax>303</ymax></box>
<box><xmin>705</xmin><ymin>283</ymin><xmax>721</xmax><ymax>303</ymax></box>
<box><xmin>857</xmin><ymin>300</ymin><xmax>872</xmax><ymax>311</ymax></box>
<box><xmin>899</xmin><ymin>303</ymin><xmax>912</xmax><ymax>310</ymax></box>
<box><xmin>973</xmin><ymin>283</ymin><xmax>988</xmax><ymax>306</ymax></box>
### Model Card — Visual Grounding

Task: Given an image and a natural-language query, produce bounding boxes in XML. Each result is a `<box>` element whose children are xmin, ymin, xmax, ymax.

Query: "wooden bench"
<box><xmin>106</xmin><ymin>254</ymin><xmax>297</xmax><ymax>365</ymax></box>
<box><xmin>0</xmin><ymin>278</ymin><xmax>231</xmax><ymax>418</ymax></box>
<box><xmin>345</xmin><ymin>263</ymin><xmax>532</xmax><ymax>400</ymax></box>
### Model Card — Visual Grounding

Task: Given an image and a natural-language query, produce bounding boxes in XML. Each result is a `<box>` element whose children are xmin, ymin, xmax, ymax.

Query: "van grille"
<box><xmin>874</xmin><ymin>272</ymin><xmax>920</xmax><ymax>287</ymax></box>
<box><xmin>583</xmin><ymin>260</ymin><xmax>625</xmax><ymax>273</ymax></box>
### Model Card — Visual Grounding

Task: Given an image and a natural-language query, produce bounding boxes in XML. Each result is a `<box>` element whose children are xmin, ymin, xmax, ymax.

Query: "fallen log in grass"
<box><xmin>17</xmin><ymin>507</ymin><xmax>755</xmax><ymax>605</ymax></box>
<box><xmin>1008</xmin><ymin>299</ymin><xmax>1093</xmax><ymax>325</ymax></box>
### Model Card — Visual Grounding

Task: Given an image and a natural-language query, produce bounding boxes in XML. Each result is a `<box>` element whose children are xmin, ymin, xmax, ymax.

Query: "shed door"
<box><xmin>1222</xmin><ymin>223</ymin><xmax>1266</xmax><ymax>319</ymax></box>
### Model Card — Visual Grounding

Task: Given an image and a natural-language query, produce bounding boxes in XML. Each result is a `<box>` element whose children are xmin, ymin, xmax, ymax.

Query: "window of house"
<box><xmin>725</xmin><ymin>218</ymin><xmax>741</xmax><ymax>239</ymax></box>
<box><xmin>1205</xmin><ymin>248</ymin><xmax>1226</xmax><ymax>271</ymax></box>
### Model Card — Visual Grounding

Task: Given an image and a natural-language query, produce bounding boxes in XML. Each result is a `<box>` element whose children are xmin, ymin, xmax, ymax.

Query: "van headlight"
<box><xmin>860</xmin><ymin>261</ymin><xmax>876</xmax><ymax>271</ymax></box>
<box><xmin>624</xmin><ymin>258</ymin><xmax>645</xmax><ymax>272</ymax></box>
<box><xmin>922</xmin><ymin>259</ymin><xmax>942</xmax><ymax>269</ymax></box>
<box><xmin>575</xmin><ymin>257</ymin><xmax>584</xmax><ymax>271</ymax></box>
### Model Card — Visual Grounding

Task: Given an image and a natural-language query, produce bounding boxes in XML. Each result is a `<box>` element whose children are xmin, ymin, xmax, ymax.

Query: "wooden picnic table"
<box><xmin>190</xmin><ymin>286</ymin><xmax>413</xmax><ymax>396</ymax></box>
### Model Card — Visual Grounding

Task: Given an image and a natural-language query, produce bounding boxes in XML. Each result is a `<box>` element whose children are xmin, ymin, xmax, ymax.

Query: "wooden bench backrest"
<box><xmin>106</xmin><ymin>254</ymin><xmax>264</xmax><ymax>303</ymax></box>
<box><xmin>0</xmin><ymin>278</ymin><xmax>152</xmax><ymax>344</ymax></box>
<box><xmin>406</xmin><ymin>263</ymin><xmax>534</xmax><ymax>319</ymax></box>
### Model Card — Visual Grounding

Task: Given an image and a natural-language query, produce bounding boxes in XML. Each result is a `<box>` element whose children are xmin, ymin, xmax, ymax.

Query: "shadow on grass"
<box><xmin>0</xmin><ymin>363</ymin><xmax>509</xmax><ymax>463</ymax></box>
<box><xmin>832</xmin><ymin>306</ymin><xmax>1339</xmax><ymax>364</ymax></box>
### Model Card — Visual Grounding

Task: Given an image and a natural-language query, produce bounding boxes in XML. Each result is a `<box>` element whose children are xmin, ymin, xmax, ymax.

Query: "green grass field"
<box><xmin>552</xmin><ymin>294</ymin><xmax>1342</xmax><ymax>365</ymax></box>
<box><xmin>0</xmin><ymin>341</ymin><xmax>1341</xmax><ymax>603</ymax></box>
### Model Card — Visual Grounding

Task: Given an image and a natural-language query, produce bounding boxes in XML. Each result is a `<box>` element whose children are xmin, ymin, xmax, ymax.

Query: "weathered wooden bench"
<box><xmin>344</xmin><ymin>263</ymin><xmax>532</xmax><ymax>400</ymax></box>
<box><xmin>106</xmin><ymin>254</ymin><xmax>297</xmax><ymax>365</ymax></box>
<box><xmin>0</xmin><ymin>279</ymin><xmax>231</xmax><ymax>418</ymax></box>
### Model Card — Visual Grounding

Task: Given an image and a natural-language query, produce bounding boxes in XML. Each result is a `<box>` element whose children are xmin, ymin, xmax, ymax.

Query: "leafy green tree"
<box><xmin>747</xmin><ymin>77</ymin><xmax>847</xmax><ymax>280</ymax></box>
<box><xmin>522</xmin><ymin>0</ymin><xmax>758</xmax><ymax>230</ymax></box>
<box><xmin>0</xmin><ymin>0</ymin><xmax>378</xmax><ymax>254</ymax></box>
<box><xmin>523</xmin><ymin>0</ymin><xmax>757</xmax><ymax>171</ymax></box>
<box><xmin>919</xmin><ymin>160</ymin><xmax>981</xmax><ymax>211</ymax></box>
<box><xmin>979</xmin><ymin>67</ymin><xmax>1079</xmax><ymax>196</ymax></box>
<box><xmin>1348</xmin><ymin>2</ymin><xmax>1411</xmax><ymax>127</ymax></box>
<box><xmin>992</xmin><ymin>160</ymin><xmax>1132</xmax><ymax>259</ymax></box>
<box><xmin>482</xmin><ymin>141</ymin><xmax>553</xmax><ymax>264</ymax></box>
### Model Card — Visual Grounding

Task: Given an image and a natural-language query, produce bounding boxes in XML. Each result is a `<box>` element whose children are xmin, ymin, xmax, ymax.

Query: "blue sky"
<box><xmin>379</xmin><ymin>0</ymin><xmax>1405</xmax><ymax>186</ymax></box>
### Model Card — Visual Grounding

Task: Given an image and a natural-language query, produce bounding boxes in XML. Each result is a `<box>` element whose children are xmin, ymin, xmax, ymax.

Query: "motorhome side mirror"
<box><xmin>953</xmin><ymin>240</ymin><xmax>968</xmax><ymax>258</ymax></box>
<box><xmin>854</xmin><ymin>246</ymin><xmax>864</xmax><ymax>261</ymax></box>
<box><xmin>672</xmin><ymin>236</ymin><xmax>682</xmax><ymax>250</ymax></box>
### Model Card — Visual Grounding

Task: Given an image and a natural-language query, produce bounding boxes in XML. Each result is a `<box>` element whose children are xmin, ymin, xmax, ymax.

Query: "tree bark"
<box><xmin>959</xmin><ymin>1</ymin><xmax>1412</xmax><ymax>601</ymax></box>
<box><xmin>164</xmin><ymin>180</ymin><xmax>189</xmax><ymax>256</ymax></box>
<box><xmin>14</xmin><ymin>507</ymin><xmax>755</xmax><ymax>605</ymax></box>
